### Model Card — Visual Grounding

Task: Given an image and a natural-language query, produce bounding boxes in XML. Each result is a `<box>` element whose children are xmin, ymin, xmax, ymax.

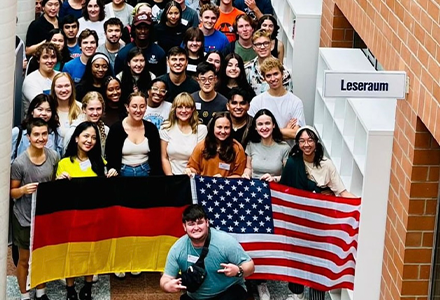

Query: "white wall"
<box><xmin>0</xmin><ymin>0</ymin><xmax>18</xmax><ymax>299</ymax></box>
<box><xmin>17</xmin><ymin>0</ymin><xmax>34</xmax><ymax>42</ymax></box>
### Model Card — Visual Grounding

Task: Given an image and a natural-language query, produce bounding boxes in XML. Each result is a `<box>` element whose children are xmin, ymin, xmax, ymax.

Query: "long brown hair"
<box><xmin>203</xmin><ymin>112</ymin><xmax>235</xmax><ymax>163</ymax></box>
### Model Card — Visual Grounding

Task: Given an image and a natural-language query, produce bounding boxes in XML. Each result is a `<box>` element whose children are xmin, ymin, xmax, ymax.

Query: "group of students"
<box><xmin>13</xmin><ymin>1</ymin><xmax>357</xmax><ymax>300</ymax></box>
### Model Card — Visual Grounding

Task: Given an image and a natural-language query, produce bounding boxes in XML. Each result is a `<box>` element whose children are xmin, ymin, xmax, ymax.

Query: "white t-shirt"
<box><xmin>58</xmin><ymin>101</ymin><xmax>83</xmax><ymax>138</ymax></box>
<box><xmin>159</xmin><ymin>124</ymin><xmax>207</xmax><ymax>174</ymax></box>
<box><xmin>248</xmin><ymin>91</ymin><xmax>306</xmax><ymax>128</ymax></box>
<box><xmin>304</xmin><ymin>157</ymin><xmax>346</xmax><ymax>195</ymax></box>
<box><xmin>143</xmin><ymin>101</ymin><xmax>172</xmax><ymax>130</ymax></box>
<box><xmin>22</xmin><ymin>70</ymin><xmax>59</xmax><ymax>116</ymax></box>
<box><xmin>78</xmin><ymin>18</ymin><xmax>108</xmax><ymax>45</ymax></box>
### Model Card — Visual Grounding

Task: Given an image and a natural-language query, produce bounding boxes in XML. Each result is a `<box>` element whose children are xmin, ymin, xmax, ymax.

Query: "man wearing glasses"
<box><xmin>244</xmin><ymin>29</ymin><xmax>292</xmax><ymax>95</ymax></box>
<box><xmin>191</xmin><ymin>62</ymin><xmax>227</xmax><ymax>125</ymax></box>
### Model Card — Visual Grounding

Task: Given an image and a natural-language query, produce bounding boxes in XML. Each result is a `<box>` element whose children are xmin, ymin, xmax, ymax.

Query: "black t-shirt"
<box><xmin>154</xmin><ymin>22</ymin><xmax>188</xmax><ymax>54</ymax></box>
<box><xmin>158</xmin><ymin>74</ymin><xmax>200</xmax><ymax>103</ymax></box>
<box><xmin>231</xmin><ymin>125</ymin><xmax>247</xmax><ymax>148</ymax></box>
<box><xmin>191</xmin><ymin>91</ymin><xmax>228</xmax><ymax>126</ymax></box>
<box><xmin>26</xmin><ymin>15</ymin><xmax>57</xmax><ymax>47</ymax></box>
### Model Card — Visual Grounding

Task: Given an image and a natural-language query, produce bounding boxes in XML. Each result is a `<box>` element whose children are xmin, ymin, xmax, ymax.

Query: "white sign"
<box><xmin>323</xmin><ymin>70</ymin><xmax>407</xmax><ymax>99</ymax></box>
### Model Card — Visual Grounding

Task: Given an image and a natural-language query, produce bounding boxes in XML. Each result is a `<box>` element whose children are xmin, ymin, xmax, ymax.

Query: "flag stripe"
<box><xmin>229</xmin><ymin>233</ymin><xmax>357</xmax><ymax>259</ymax></box>
<box><xmin>33</xmin><ymin>206</ymin><xmax>187</xmax><ymax>250</ymax></box>
<box><xmin>31</xmin><ymin>236</ymin><xmax>176</xmax><ymax>287</ymax></box>
<box><xmin>36</xmin><ymin>175</ymin><xmax>192</xmax><ymax>215</ymax></box>
<box><xmin>242</xmin><ymin>243</ymin><xmax>356</xmax><ymax>267</ymax></box>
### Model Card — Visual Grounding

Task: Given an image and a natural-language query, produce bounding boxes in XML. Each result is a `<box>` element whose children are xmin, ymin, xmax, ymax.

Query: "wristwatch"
<box><xmin>236</xmin><ymin>265</ymin><xmax>244</xmax><ymax>277</ymax></box>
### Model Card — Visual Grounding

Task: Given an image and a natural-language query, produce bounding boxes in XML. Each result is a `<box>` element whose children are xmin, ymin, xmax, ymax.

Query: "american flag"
<box><xmin>193</xmin><ymin>175</ymin><xmax>361</xmax><ymax>291</ymax></box>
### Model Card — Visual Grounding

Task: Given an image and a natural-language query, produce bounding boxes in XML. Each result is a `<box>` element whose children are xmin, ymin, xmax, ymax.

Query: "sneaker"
<box><xmin>35</xmin><ymin>295</ymin><xmax>50</xmax><ymax>300</ymax></box>
<box><xmin>79</xmin><ymin>286</ymin><xmax>91</xmax><ymax>300</ymax></box>
<box><xmin>66</xmin><ymin>289</ymin><xmax>78</xmax><ymax>300</ymax></box>
<box><xmin>130</xmin><ymin>272</ymin><xmax>141</xmax><ymax>276</ymax></box>
<box><xmin>92</xmin><ymin>274</ymin><xmax>99</xmax><ymax>283</ymax></box>
<box><xmin>257</xmin><ymin>283</ymin><xmax>270</xmax><ymax>300</ymax></box>
<box><xmin>285</xmin><ymin>293</ymin><xmax>305</xmax><ymax>300</ymax></box>
<box><xmin>114</xmin><ymin>272</ymin><xmax>126</xmax><ymax>279</ymax></box>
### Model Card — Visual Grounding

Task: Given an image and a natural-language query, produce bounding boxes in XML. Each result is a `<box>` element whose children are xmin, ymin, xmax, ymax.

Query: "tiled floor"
<box><xmin>6</xmin><ymin>247</ymin><xmax>331</xmax><ymax>300</ymax></box>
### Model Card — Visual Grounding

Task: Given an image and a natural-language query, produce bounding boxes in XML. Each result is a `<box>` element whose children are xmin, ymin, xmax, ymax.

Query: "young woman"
<box><xmin>117</xmin><ymin>47</ymin><xmax>153</xmax><ymax>103</ymax></box>
<box><xmin>59</xmin><ymin>0</ymin><xmax>84</xmax><ymax>20</ymax></box>
<box><xmin>154</xmin><ymin>1</ymin><xmax>188</xmax><ymax>53</ymax></box>
<box><xmin>204</xmin><ymin>50</ymin><xmax>223</xmax><ymax>75</ymax></box>
<box><xmin>102</xmin><ymin>76</ymin><xmax>125</xmax><ymax>126</ymax></box>
<box><xmin>106</xmin><ymin>91</ymin><xmax>163</xmax><ymax>177</ymax></box>
<box><xmin>64</xmin><ymin>91</ymin><xmax>109</xmax><ymax>156</ymax></box>
<box><xmin>11</xmin><ymin>94</ymin><xmax>63</xmax><ymax>162</ymax></box>
<box><xmin>280</xmin><ymin>125</ymin><xmax>355</xmax><ymax>300</ymax></box>
<box><xmin>25</xmin><ymin>0</ymin><xmax>61</xmax><ymax>56</ymax></box>
<box><xmin>257</xmin><ymin>14</ymin><xmax>284</xmax><ymax>64</ymax></box>
<box><xmin>182</xmin><ymin>27</ymin><xmax>205</xmax><ymax>78</ymax></box>
<box><xmin>160</xmin><ymin>92</ymin><xmax>207</xmax><ymax>175</ymax></box>
<box><xmin>144</xmin><ymin>78</ymin><xmax>171</xmax><ymax>130</ymax></box>
<box><xmin>76</xmin><ymin>52</ymin><xmax>113</xmax><ymax>101</ymax></box>
<box><xmin>186</xmin><ymin>112</ymin><xmax>246</xmax><ymax>177</ymax></box>
<box><xmin>22</xmin><ymin>42</ymin><xmax>61</xmax><ymax>116</ymax></box>
<box><xmin>57</xmin><ymin>121</ymin><xmax>117</xmax><ymax>300</ymax></box>
<box><xmin>78</xmin><ymin>0</ymin><xmax>108</xmax><ymax>43</ymax></box>
<box><xmin>242</xmin><ymin>109</ymin><xmax>290</xmax><ymax>182</ymax></box>
<box><xmin>26</xmin><ymin>29</ymin><xmax>71</xmax><ymax>75</ymax></box>
<box><xmin>218</xmin><ymin>53</ymin><xmax>256</xmax><ymax>99</ymax></box>
<box><xmin>51</xmin><ymin>72</ymin><xmax>83</xmax><ymax>137</ymax></box>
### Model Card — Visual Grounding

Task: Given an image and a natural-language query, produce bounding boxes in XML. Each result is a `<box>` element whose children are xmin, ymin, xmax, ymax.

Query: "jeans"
<box><xmin>120</xmin><ymin>162</ymin><xmax>150</xmax><ymax>177</ymax></box>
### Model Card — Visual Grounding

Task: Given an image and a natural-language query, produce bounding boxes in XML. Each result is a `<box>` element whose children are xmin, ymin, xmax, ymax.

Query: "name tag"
<box><xmin>79</xmin><ymin>159</ymin><xmax>91</xmax><ymax>171</ymax></box>
<box><xmin>196</xmin><ymin>102</ymin><xmax>201</xmax><ymax>110</ymax></box>
<box><xmin>181</xmin><ymin>18</ymin><xmax>189</xmax><ymax>26</ymax></box>
<box><xmin>187</xmin><ymin>254</ymin><xmax>199</xmax><ymax>263</ymax></box>
<box><xmin>187</xmin><ymin>64</ymin><xmax>197</xmax><ymax>72</ymax></box>
<box><xmin>219</xmin><ymin>163</ymin><xmax>230</xmax><ymax>171</ymax></box>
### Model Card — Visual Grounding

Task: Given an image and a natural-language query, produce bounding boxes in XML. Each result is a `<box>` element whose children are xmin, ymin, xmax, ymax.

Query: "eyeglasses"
<box><xmin>151</xmin><ymin>86</ymin><xmax>167</xmax><ymax>94</ymax></box>
<box><xmin>298</xmin><ymin>138</ymin><xmax>315</xmax><ymax>145</ymax></box>
<box><xmin>253</xmin><ymin>41</ymin><xmax>271</xmax><ymax>48</ymax></box>
<box><xmin>198</xmin><ymin>76</ymin><xmax>215</xmax><ymax>83</ymax></box>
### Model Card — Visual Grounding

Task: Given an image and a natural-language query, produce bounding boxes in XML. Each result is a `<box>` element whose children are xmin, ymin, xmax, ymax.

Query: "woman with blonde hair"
<box><xmin>64</xmin><ymin>91</ymin><xmax>109</xmax><ymax>155</ymax></box>
<box><xmin>160</xmin><ymin>92</ymin><xmax>207</xmax><ymax>175</ymax></box>
<box><xmin>51</xmin><ymin>72</ymin><xmax>83</xmax><ymax>137</ymax></box>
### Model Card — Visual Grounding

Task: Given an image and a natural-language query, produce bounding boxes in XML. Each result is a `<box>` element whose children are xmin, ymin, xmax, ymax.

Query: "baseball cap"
<box><xmin>133</xmin><ymin>12</ymin><xmax>152</xmax><ymax>26</ymax></box>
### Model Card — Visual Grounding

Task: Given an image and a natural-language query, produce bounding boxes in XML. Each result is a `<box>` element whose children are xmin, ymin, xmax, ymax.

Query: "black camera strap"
<box><xmin>195</xmin><ymin>228</ymin><xmax>211</xmax><ymax>268</ymax></box>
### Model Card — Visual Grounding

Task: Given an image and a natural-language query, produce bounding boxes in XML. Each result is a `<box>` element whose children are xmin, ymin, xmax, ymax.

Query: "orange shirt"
<box><xmin>215</xmin><ymin>7</ymin><xmax>244</xmax><ymax>42</ymax></box>
<box><xmin>188</xmin><ymin>140</ymin><xmax>246</xmax><ymax>177</ymax></box>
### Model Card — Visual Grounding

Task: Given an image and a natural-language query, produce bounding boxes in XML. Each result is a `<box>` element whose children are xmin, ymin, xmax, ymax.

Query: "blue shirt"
<box><xmin>62</xmin><ymin>57</ymin><xmax>86</xmax><ymax>84</ymax></box>
<box><xmin>204</xmin><ymin>30</ymin><xmax>229</xmax><ymax>52</ymax></box>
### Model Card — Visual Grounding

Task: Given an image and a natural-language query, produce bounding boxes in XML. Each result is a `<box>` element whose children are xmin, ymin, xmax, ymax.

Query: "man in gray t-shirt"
<box><xmin>10</xmin><ymin>119</ymin><xmax>58</xmax><ymax>300</ymax></box>
<box><xmin>192</xmin><ymin>62</ymin><xmax>227</xmax><ymax>125</ymax></box>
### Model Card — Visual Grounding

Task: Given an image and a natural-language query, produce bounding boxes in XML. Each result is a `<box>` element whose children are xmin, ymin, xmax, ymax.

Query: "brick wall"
<box><xmin>321</xmin><ymin>0</ymin><xmax>440</xmax><ymax>299</ymax></box>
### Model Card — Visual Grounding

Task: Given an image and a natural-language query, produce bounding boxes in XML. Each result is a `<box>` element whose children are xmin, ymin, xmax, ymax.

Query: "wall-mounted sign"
<box><xmin>323</xmin><ymin>70</ymin><xmax>407</xmax><ymax>99</ymax></box>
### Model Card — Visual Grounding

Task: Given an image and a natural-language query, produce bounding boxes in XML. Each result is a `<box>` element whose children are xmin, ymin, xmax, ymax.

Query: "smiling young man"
<box><xmin>97</xmin><ymin>17</ymin><xmax>123</xmax><ymax>69</ymax></box>
<box><xmin>11</xmin><ymin>118</ymin><xmax>59</xmax><ymax>300</ymax></box>
<box><xmin>226</xmin><ymin>87</ymin><xmax>253</xmax><ymax>147</ymax></box>
<box><xmin>222</xmin><ymin>14</ymin><xmax>256</xmax><ymax>62</ymax></box>
<box><xmin>160</xmin><ymin>204</ymin><xmax>255</xmax><ymax>300</ymax></box>
<box><xmin>63</xmin><ymin>29</ymin><xmax>99</xmax><ymax>84</ymax></box>
<box><xmin>199</xmin><ymin>3</ymin><xmax>229</xmax><ymax>52</ymax></box>
<box><xmin>191</xmin><ymin>62</ymin><xmax>227</xmax><ymax>126</ymax></box>
<box><xmin>248</xmin><ymin>57</ymin><xmax>305</xmax><ymax>144</ymax></box>
<box><xmin>244</xmin><ymin>29</ymin><xmax>293</xmax><ymax>95</ymax></box>
<box><xmin>158</xmin><ymin>46</ymin><xmax>199</xmax><ymax>103</ymax></box>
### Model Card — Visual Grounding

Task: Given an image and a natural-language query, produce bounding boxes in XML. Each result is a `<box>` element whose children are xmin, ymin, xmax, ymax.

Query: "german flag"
<box><xmin>30</xmin><ymin>175</ymin><xmax>192</xmax><ymax>288</ymax></box>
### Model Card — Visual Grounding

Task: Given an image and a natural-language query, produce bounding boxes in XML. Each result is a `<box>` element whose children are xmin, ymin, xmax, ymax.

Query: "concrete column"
<box><xmin>0</xmin><ymin>1</ymin><xmax>18</xmax><ymax>299</ymax></box>
<box><xmin>17</xmin><ymin>0</ymin><xmax>34</xmax><ymax>41</ymax></box>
